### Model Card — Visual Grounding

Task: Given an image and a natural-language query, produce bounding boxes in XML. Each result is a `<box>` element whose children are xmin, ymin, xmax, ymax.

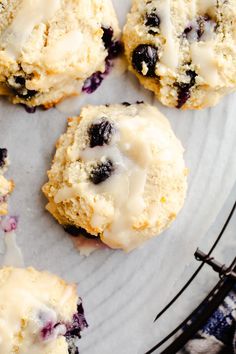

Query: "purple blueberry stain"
<box><xmin>0</xmin><ymin>216</ymin><xmax>18</xmax><ymax>233</ymax></box>
<box><xmin>65</xmin><ymin>302</ymin><xmax>88</xmax><ymax>354</ymax></box>
<box><xmin>39</xmin><ymin>302</ymin><xmax>88</xmax><ymax>354</ymax></box>
<box><xmin>0</xmin><ymin>195</ymin><xmax>7</xmax><ymax>204</ymax></box>
<box><xmin>41</xmin><ymin>321</ymin><xmax>54</xmax><ymax>340</ymax></box>
<box><xmin>82</xmin><ymin>26</ymin><xmax>123</xmax><ymax>94</ymax></box>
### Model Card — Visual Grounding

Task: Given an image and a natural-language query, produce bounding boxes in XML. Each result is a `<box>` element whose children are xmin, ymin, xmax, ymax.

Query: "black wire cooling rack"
<box><xmin>146</xmin><ymin>196</ymin><xmax>236</xmax><ymax>354</ymax></box>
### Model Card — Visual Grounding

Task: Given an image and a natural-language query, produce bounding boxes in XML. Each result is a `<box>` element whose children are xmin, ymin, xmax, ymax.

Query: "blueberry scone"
<box><xmin>0</xmin><ymin>0</ymin><xmax>121</xmax><ymax>109</ymax></box>
<box><xmin>123</xmin><ymin>0</ymin><xmax>236</xmax><ymax>110</ymax></box>
<box><xmin>0</xmin><ymin>267</ymin><xmax>88</xmax><ymax>354</ymax></box>
<box><xmin>0</xmin><ymin>148</ymin><xmax>14</xmax><ymax>215</ymax></box>
<box><xmin>42</xmin><ymin>103</ymin><xmax>187</xmax><ymax>252</ymax></box>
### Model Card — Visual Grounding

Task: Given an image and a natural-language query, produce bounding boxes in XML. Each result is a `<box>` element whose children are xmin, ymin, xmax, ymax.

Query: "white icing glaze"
<box><xmin>1</xmin><ymin>0</ymin><xmax>61</xmax><ymax>58</ymax></box>
<box><xmin>43</xmin><ymin>30</ymin><xmax>84</xmax><ymax>64</ymax></box>
<box><xmin>158</xmin><ymin>0</ymin><xmax>179</xmax><ymax>70</ymax></box>
<box><xmin>3</xmin><ymin>231</ymin><xmax>24</xmax><ymax>268</ymax></box>
<box><xmin>190</xmin><ymin>42</ymin><xmax>220</xmax><ymax>86</ymax></box>
<box><xmin>185</xmin><ymin>18</ymin><xmax>215</xmax><ymax>43</ymax></box>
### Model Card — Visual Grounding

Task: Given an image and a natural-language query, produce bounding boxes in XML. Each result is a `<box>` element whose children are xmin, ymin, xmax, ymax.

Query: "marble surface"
<box><xmin>0</xmin><ymin>1</ymin><xmax>236</xmax><ymax>353</ymax></box>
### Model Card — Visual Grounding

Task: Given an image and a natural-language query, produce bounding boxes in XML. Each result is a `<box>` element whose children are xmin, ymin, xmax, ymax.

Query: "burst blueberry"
<box><xmin>90</xmin><ymin>160</ymin><xmax>114</xmax><ymax>185</ymax></box>
<box><xmin>64</xmin><ymin>225</ymin><xmax>98</xmax><ymax>239</ymax></box>
<box><xmin>145</xmin><ymin>12</ymin><xmax>160</xmax><ymax>28</ymax></box>
<box><xmin>132</xmin><ymin>44</ymin><xmax>158</xmax><ymax>77</ymax></box>
<box><xmin>176</xmin><ymin>70</ymin><xmax>197</xmax><ymax>108</ymax></box>
<box><xmin>9</xmin><ymin>76</ymin><xmax>38</xmax><ymax>100</ymax></box>
<box><xmin>88</xmin><ymin>119</ymin><xmax>114</xmax><ymax>148</ymax></box>
<box><xmin>102</xmin><ymin>26</ymin><xmax>114</xmax><ymax>49</ymax></box>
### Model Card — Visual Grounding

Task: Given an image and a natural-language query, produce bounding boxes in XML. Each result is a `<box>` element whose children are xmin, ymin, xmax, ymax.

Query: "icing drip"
<box><xmin>3</xmin><ymin>231</ymin><xmax>24</xmax><ymax>268</ymax></box>
<box><xmin>0</xmin><ymin>216</ymin><xmax>24</xmax><ymax>268</ymax></box>
<box><xmin>158</xmin><ymin>0</ymin><xmax>179</xmax><ymax>69</ymax></box>
<box><xmin>190</xmin><ymin>42</ymin><xmax>220</xmax><ymax>86</ymax></box>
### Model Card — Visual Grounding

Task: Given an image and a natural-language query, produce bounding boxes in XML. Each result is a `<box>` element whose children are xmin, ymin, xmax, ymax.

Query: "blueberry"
<box><xmin>107</xmin><ymin>40</ymin><xmax>123</xmax><ymax>59</ymax></box>
<box><xmin>122</xmin><ymin>102</ymin><xmax>131</xmax><ymax>106</ymax></box>
<box><xmin>88</xmin><ymin>119</ymin><xmax>114</xmax><ymax>148</ymax></box>
<box><xmin>102</xmin><ymin>26</ymin><xmax>114</xmax><ymax>49</ymax></box>
<box><xmin>89</xmin><ymin>160</ymin><xmax>114</xmax><ymax>185</ymax></box>
<box><xmin>102</xmin><ymin>26</ymin><xmax>123</xmax><ymax>59</ymax></box>
<box><xmin>132</xmin><ymin>44</ymin><xmax>158</xmax><ymax>77</ymax></box>
<box><xmin>176</xmin><ymin>70</ymin><xmax>197</xmax><ymax>109</ymax></box>
<box><xmin>183</xmin><ymin>25</ymin><xmax>193</xmax><ymax>36</ymax></box>
<box><xmin>186</xmin><ymin>70</ymin><xmax>197</xmax><ymax>86</ymax></box>
<box><xmin>14</xmin><ymin>76</ymin><xmax>26</xmax><ymax>86</ymax></box>
<box><xmin>9</xmin><ymin>76</ymin><xmax>38</xmax><ymax>100</ymax></box>
<box><xmin>24</xmin><ymin>105</ymin><xmax>37</xmax><ymax>114</ymax></box>
<box><xmin>0</xmin><ymin>148</ymin><xmax>7</xmax><ymax>168</ymax></box>
<box><xmin>65</xmin><ymin>302</ymin><xmax>88</xmax><ymax>354</ymax></box>
<box><xmin>145</xmin><ymin>12</ymin><xmax>160</xmax><ymax>28</ymax></box>
<box><xmin>64</xmin><ymin>225</ymin><xmax>98</xmax><ymax>239</ymax></box>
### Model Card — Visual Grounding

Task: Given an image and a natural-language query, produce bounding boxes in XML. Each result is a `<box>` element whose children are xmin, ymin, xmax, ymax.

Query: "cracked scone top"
<box><xmin>0</xmin><ymin>148</ymin><xmax>14</xmax><ymax>215</ymax></box>
<box><xmin>123</xmin><ymin>0</ymin><xmax>236</xmax><ymax>110</ymax></box>
<box><xmin>43</xmin><ymin>103</ymin><xmax>187</xmax><ymax>252</ymax></box>
<box><xmin>0</xmin><ymin>0</ymin><xmax>120</xmax><ymax>108</ymax></box>
<box><xmin>0</xmin><ymin>267</ymin><xmax>87</xmax><ymax>354</ymax></box>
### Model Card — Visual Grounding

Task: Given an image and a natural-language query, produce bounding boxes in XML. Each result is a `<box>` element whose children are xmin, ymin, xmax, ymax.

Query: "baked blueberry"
<box><xmin>122</xmin><ymin>102</ymin><xmax>131</xmax><ymax>106</ymax></box>
<box><xmin>8</xmin><ymin>76</ymin><xmax>37</xmax><ymax>100</ymax></box>
<box><xmin>176</xmin><ymin>70</ymin><xmax>197</xmax><ymax>108</ymax></box>
<box><xmin>102</xmin><ymin>26</ymin><xmax>114</xmax><ymax>49</ymax></box>
<box><xmin>88</xmin><ymin>119</ymin><xmax>114</xmax><ymax>148</ymax></box>
<box><xmin>64</xmin><ymin>225</ymin><xmax>98</xmax><ymax>239</ymax></box>
<box><xmin>24</xmin><ymin>105</ymin><xmax>37</xmax><ymax>114</ymax></box>
<box><xmin>0</xmin><ymin>148</ymin><xmax>7</xmax><ymax>168</ymax></box>
<box><xmin>132</xmin><ymin>44</ymin><xmax>158</xmax><ymax>77</ymax></box>
<box><xmin>89</xmin><ymin>160</ymin><xmax>114</xmax><ymax>185</ymax></box>
<box><xmin>145</xmin><ymin>12</ymin><xmax>160</xmax><ymax>28</ymax></box>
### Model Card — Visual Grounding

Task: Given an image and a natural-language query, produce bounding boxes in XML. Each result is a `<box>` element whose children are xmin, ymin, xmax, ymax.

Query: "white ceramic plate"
<box><xmin>1</xmin><ymin>1</ymin><xmax>236</xmax><ymax>353</ymax></box>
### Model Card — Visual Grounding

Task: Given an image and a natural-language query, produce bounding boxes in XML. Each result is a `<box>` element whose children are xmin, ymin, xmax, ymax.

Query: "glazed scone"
<box><xmin>42</xmin><ymin>103</ymin><xmax>187</xmax><ymax>252</ymax></box>
<box><xmin>0</xmin><ymin>267</ymin><xmax>88</xmax><ymax>354</ymax></box>
<box><xmin>123</xmin><ymin>0</ymin><xmax>236</xmax><ymax>110</ymax></box>
<box><xmin>0</xmin><ymin>0</ymin><xmax>121</xmax><ymax>108</ymax></box>
<box><xmin>0</xmin><ymin>148</ymin><xmax>14</xmax><ymax>215</ymax></box>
